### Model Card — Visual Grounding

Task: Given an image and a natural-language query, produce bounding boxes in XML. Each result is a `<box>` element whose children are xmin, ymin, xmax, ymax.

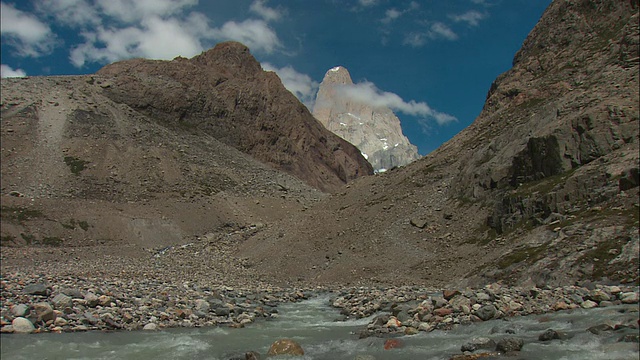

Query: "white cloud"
<box><xmin>382</xmin><ymin>8</ymin><xmax>402</xmax><ymax>24</ymax></box>
<box><xmin>335</xmin><ymin>81</ymin><xmax>456</xmax><ymax>125</ymax></box>
<box><xmin>449</xmin><ymin>10</ymin><xmax>486</xmax><ymax>27</ymax></box>
<box><xmin>1</xmin><ymin>64</ymin><xmax>27</xmax><ymax>78</ymax></box>
<box><xmin>95</xmin><ymin>0</ymin><xmax>197</xmax><ymax>23</ymax></box>
<box><xmin>262</xmin><ymin>63</ymin><xmax>318</xmax><ymax>109</ymax></box>
<box><xmin>381</xmin><ymin>2</ymin><xmax>418</xmax><ymax>24</ymax></box>
<box><xmin>67</xmin><ymin>0</ymin><xmax>283</xmax><ymax>67</ymax></box>
<box><xmin>430</xmin><ymin>22</ymin><xmax>458</xmax><ymax>40</ymax></box>
<box><xmin>0</xmin><ymin>2</ymin><xmax>56</xmax><ymax>56</ymax></box>
<box><xmin>250</xmin><ymin>0</ymin><xmax>284</xmax><ymax>22</ymax></box>
<box><xmin>212</xmin><ymin>19</ymin><xmax>281</xmax><ymax>54</ymax></box>
<box><xmin>358</xmin><ymin>0</ymin><xmax>377</xmax><ymax>6</ymax></box>
<box><xmin>70</xmin><ymin>13</ymin><xmax>210</xmax><ymax>67</ymax></box>
<box><xmin>403</xmin><ymin>22</ymin><xmax>458</xmax><ymax>47</ymax></box>
<box><xmin>36</xmin><ymin>0</ymin><xmax>100</xmax><ymax>27</ymax></box>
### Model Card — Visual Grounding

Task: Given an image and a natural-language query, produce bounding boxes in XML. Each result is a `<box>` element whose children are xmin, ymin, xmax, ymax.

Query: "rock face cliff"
<box><xmin>312</xmin><ymin>66</ymin><xmax>420</xmax><ymax>171</ymax></box>
<box><xmin>238</xmin><ymin>0</ymin><xmax>639</xmax><ymax>288</ymax></box>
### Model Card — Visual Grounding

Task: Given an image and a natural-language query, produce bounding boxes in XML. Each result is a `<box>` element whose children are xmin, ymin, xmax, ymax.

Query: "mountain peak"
<box><xmin>321</xmin><ymin>66</ymin><xmax>353</xmax><ymax>85</ymax></box>
<box><xmin>313</xmin><ymin>66</ymin><xmax>420</xmax><ymax>171</ymax></box>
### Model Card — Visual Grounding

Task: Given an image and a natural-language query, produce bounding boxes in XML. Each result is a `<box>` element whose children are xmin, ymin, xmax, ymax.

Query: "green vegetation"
<box><xmin>60</xmin><ymin>219</ymin><xmax>91</xmax><ymax>231</ymax></box>
<box><xmin>41</xmin><ymin>236</ymin><xmax>63</xmax><ymax>246</ymax></box>
<box><xmin>64</xmin><ymin>156</ymin><xmax>90</xmax><ymax>175</ymax></box>
<box><xmin>1</xmin><ymin>206</ymin><xmax>44</xmax><ymax>222</ymax></box>
<box><xmin>496</xmin><ymin>242</ymin><xmax>549</xmax><ymax>269</ymax></box>
<box><xmin>511</xmin><ymin>167</ymin><xmax>577</xmax><ymax>196</ymax></box>
<box><xmin>20</xmin><ymin>233</ymin><xmax>35</xmax><ymax>245</ymax></box>
<box><xmin>0</xmin><ymin>235</ymin><xmax>17</xmax><ymax>246</ymax></box>
<box><xmin>576</xmin><ymin>236</ymin><xmax>628</xmax><ymax>280</ymax></box>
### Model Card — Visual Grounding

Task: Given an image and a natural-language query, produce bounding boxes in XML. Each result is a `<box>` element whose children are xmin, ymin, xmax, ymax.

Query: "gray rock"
<box><xmin>82</xmin><ymin>311</ymin><xmax>99</xmax><ymax>325</ymax></box>
<box><xmin>194</xmin><ymin>299</ymin><xmax>210</xmax><ymax>313</ymax></box>
<box><xmin>84</xmin><ymin>292</ymin><xmax>100</xmax><ymax>307</ymax></box>
<box><xmin>495</xmin><ymin>337</ymin><xmax>524</xmax><ymax>352</ymax></box>
<box><xmin>461</xmin><ymin>337</ymin><xmax>496</xmax><ymax>352</ymax></box>
<box><xmin>620</xmin><ymin>292</ymin><xmax>639</xmax><ymax>304</ymax></box>
<box><xmin>215</xmin><ymin>306</ymin><xmax>231</xmax><ymax>316</ymax></box>
<box><xmin>33</xmin><ymin>302</ymin><xmax>56</xmax><ymax>323</ymax></box>
<box><xmin>12</xmin><ymin>317</ymin><xmax>35</xmax><ymax>333</ymax></box>
<box><xmin>476</xmin><ymin>304</ymin><xmax>497</xmax><ymax>321</ymax></box>
<box><xmin>61</xmin><ymin>288</ymin><xmax>84</xmax><ymax>299</ymax></box>
<box><xmin>10</xmin><ymin>304</ymin><xmax>29</xmax><ymax>317</ymax></box>
<box><xmin>143</xmin><ymin>323</ymin><xmax>158</xmax><ymax>331</ymax></box>
<box><xmin>23</xmin><ymin>283</ymin><xmax>48</xmax><ymax>296</ymax></box>
<box><xmin>538</xmin><ymin>329</ymin><xmax>568</xmax><ymax>341</ymax></box>
<box><xmin>52</xmin><ymin>293</ymin><xmax>73</xmax><ymax>309</ymax></box>
<box><xmin>410</xmin><ymin>218</ymin><xmax>427</xmax><ymax>229</ymax></box>
<box><xmin>587</xmin><ymin>323</ymin><xmax>614</xmax><ymax>335</ymax></box>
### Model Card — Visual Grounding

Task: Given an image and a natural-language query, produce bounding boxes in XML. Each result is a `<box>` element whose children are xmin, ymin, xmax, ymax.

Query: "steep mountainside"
<box><xmin>312</xmin><ymin>66</ymin><xmax>420</xmax><ymax>171</ymax></box>
<box><xmin>0</xmin><ymin>42</ymin><xmax>370</xmax><ymax>277</ymax></box>
<box><xmin>238</xmin><ymin>0</ymin><xmax>639</xmax><ymax>288</ymax></box>
<box><xmin>96</xmin><ymin>42</ymin><xmax>372</xmax><ymax>192</ymax></box>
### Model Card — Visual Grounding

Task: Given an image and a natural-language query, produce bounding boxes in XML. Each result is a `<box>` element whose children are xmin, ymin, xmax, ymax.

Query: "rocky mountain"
<box><xmin>312</xmin><ymin>66</ymin><xmax>420</xmax><ymax>171</ymax></box>
<box><xmin>1</xmin><ymin>1</ymin><xmax>637</xmax><ymax>291</ymax></box>
<box><xmin>0</xmin><ymin>42</ymin><xmax>370</xmax><ymax>263</ymax></box>
<box><xmin>238</xmin><ymin>0</ymin><xmax>639</xmax><ymax>288</ymax></box>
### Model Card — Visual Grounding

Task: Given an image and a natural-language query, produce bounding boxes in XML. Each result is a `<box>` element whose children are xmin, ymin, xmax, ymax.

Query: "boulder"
<box><xmin>495</xmin><ymin>337</ymin><xmax>524</xmax><ymax>352</ymax></box>
<box><xmin>84</xmin><ymin>292</ymin><xmax>100</xmax><ymax>307</ymax></box>
<box><xmin>581</xmin><ymin>300</ymin><xmax>598</xmax><ymax>309</ymax></box>
<box><xmin>10</xmin><ymin>304</ymin><xmax>29</xmax><ymax>317</ymax></box>
<box><xmin>12</xmin><ymin>317</ymin><xmax>35</xmax><ymax>334</ymax></box>
<box><xmin>52</xmin><ymin>293</ymin><xmax>73</xmax><ymax>309</ymax></box>
<box><xmin>460</xmin><ymin>337</ymin><xmax>496</xmax><ymax>352</ymax></box>
<box><xmin>475</xmin><ymin>305</ymin><xmax>497</xmax><ymax>321</ymax></box>
<box><xmin>33</xmin><ymin>302</ymin><xmax>56</xmax><ymax>323</ymax></box>
<box><xmin>620</xmin><ymin>292</ymin><xmax>639</xmax><ymax>304</ymax></box>
<box><xmin>23</xmin><ymin>283</ymin><xmax>48</xmax><ymax>296</ymax></box>
<box><xmin>267</xmin><ymin>339</ymin><xmax>304</xmax><ymax>356</ymax></box>
<box><xmin>538</xmin><ymin>329</ymin><xmax>568</xmax><ymax>341</ymax></box>
<box><xmin>143</xmin><ymin>323</ymin><xmax>158</xmax><ymax>331</ymax></box>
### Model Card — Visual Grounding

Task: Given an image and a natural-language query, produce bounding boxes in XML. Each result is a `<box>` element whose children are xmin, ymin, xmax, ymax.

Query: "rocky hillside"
<box><xmin>312</xmin><ymin>66</ymin><xmax>420</xmax><ymax>171</ymax></box>
<box><xmin>238</xmin><ymin>0</ymin><xmax>639</xmax><ymax>288</ymax></box>
<box><xmin>0</xmin><ymin>42</ymin><xmax>371</xmax><ymax>262</ymax></box>
<box><xmin>96</xmin><ymin>42</ymin><xmax>372</xmax><ymax>192</ymax></box>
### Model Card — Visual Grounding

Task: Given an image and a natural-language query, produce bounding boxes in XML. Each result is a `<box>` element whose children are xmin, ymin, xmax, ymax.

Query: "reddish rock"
<box><xmin>434</xmin><ymin>308</ymin><xmax>453</xmax><ymax>317</ymax></box>
<box><xmin>443</xmin><ymin>290</ymin><xmax>461</xmax><ymax>300</ymax></box>
<box><xmin>384</xmin><ymin>338</ymin><xmax>403</xmax><ymax>350</ymax></box>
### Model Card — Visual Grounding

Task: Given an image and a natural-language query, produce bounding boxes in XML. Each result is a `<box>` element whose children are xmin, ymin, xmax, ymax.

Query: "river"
<box><xmin>1</xmin><ymin>295</ymin><xmax>638</xmax><ymax>359</ymax></box>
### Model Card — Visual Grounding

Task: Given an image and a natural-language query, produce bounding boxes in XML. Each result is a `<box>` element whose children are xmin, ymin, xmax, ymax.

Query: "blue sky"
<box><xmin>1</xmin><ymin>0</ymin><xmax>551</xmax><ymax>155</ymax></box>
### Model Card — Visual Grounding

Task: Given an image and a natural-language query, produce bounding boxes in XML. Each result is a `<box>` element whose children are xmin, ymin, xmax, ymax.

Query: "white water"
<box><xmin>1</xmin><ymin>295</ymin><xmax>638</xmax><ymax>360</ymax></box>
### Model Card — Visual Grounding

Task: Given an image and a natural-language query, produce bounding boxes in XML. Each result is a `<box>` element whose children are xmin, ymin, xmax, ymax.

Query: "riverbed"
<box><xmin>1</xmin><ymin>295</ymin><xmax>638</xmax><ymax>360</ymax></box>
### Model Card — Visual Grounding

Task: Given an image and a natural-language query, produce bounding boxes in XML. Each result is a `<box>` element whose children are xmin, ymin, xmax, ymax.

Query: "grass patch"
<box><xmin>78</xmin><ymin>220</ymin><xmax>90</xmax><ymax>231</ymax></box>
<box><xmin>496</xmin><ymin>242</ymin><xmax>549</xmax><ymax>269</ymax></box>
<box><xmin>20</xmin><ymin>233</ymin><xmax>35</xmax><ymax>245</ymax></box>
<box><xmin>64</xmin><ymin>156</ymin><xmax>90</xmax><ymax>175</ymax></box>
<box><xmin>60</xmin><ymin>219</ymin><xmax>89</xmax><ymax>231</ymax></box>
<box><xmin>511</xmin><ymin>167</ymin><xmax>578</xmax><ymax>196</ymax></box>
<box><xmin>41</xmin><ymin>237</ymin><xmax>63</xmax><ymax>247</ymax></box>
<box><xmin>1</xmin><ymin>206</ymin><xmax>44</xmax><ymax>222</ymax></box>
<box><xmin>576</xmin><ymin>236</ymin><xmax>628</xmax><ymax>280</ymax></box>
